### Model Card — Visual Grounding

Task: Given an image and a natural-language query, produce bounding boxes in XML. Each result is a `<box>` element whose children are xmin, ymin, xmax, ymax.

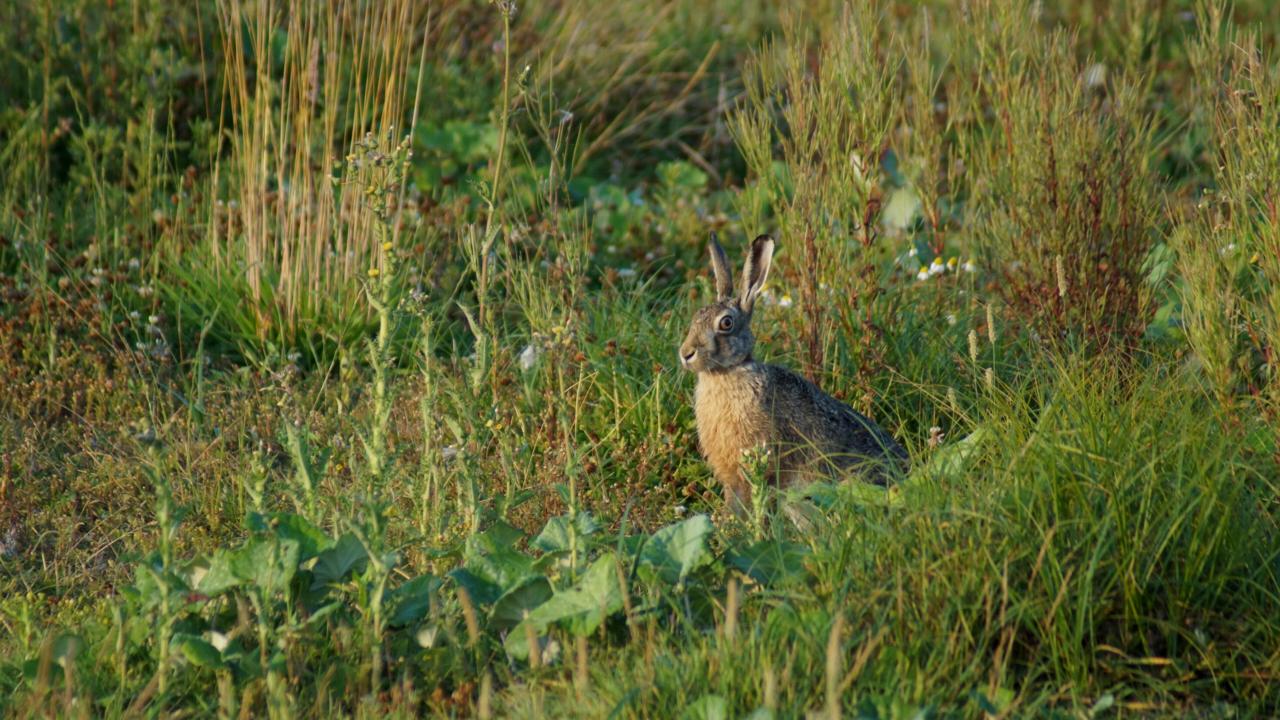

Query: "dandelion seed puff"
<box><xmin>617</xmin><ymin>267</ymin><xmax>637</xmax><ymax>279</ymax></box>
<box><xmin>518</xmin><ymin>344</ymin><xmax>541</xmax><ymax>371</ymax></box>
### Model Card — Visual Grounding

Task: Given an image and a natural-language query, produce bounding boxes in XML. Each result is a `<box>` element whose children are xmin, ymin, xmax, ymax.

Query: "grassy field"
<box><xmin>3</xmin><ymin>0</ymin><xmax>1280</xmax><ymax>717</ymax></box>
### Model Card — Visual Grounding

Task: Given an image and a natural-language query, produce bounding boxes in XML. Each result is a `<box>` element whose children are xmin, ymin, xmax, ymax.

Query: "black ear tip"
<box><xmin>752</xmin><ymin>234</ymin><xmax>775</xmax><ymax>252</ymax></box>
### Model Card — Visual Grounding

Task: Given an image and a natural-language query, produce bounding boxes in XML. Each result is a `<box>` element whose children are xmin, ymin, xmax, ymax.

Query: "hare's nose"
<box><xmin>681</xmin><ymin>348</ymin><xmax>696</xmax><ymax>363</ymax></box>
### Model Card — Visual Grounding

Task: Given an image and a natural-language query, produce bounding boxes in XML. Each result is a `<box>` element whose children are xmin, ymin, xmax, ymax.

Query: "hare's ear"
<box><xmin>709</xmin><ymin>232</ymin><xmax>734</xmax><ymax>301</ymax></box>
<box><xmin>739</xmin><ymin>234</ymin><xmax>774</xmax><ymax>313</ymax></box>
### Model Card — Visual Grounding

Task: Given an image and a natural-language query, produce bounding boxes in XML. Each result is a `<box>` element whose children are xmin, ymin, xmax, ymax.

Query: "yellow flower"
<box><xmin>947</xmin><ymin>256</ymin><xmax>958</xmax><ymax>269</ymax></box>
<box><xmin>368</xmin><ymin>267</ymin><xmax>380</xmax><ymax>278</ymax></box>
<box><xmin>382</xmin><ymin>241</ymin><xmax>393</xmax><ymax>251</ymax></box>
<box><xmin>1250</xmin><ymin>252</ymin><xmax>1260</xmax><ymax>264</ymax></box>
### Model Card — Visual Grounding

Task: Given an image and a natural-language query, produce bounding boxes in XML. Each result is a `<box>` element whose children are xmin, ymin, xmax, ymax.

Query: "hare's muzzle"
<box><xmin>679</xmin><ymin>338</ymin><xmax>699</xmax><ymax>370</ymax></box>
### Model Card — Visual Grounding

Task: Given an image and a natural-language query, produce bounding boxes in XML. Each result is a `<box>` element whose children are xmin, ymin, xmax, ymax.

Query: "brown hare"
<box><xmin>679</xmin><ymin>233</ymin><xmax>909</xmax><ymax>510</ymax></box>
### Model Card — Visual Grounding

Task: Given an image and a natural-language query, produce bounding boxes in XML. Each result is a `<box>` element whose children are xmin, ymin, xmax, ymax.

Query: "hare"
<box><xmin>678</xmin><ymin>233</ymin><xmax>909</xmax><ymax>510</ymax></box>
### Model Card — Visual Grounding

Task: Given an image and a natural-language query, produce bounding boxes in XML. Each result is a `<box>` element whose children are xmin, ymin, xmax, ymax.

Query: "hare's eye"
<box><xmin>717</xmin><ymin>315</ymin><xmax>734</xmax><ymax>332</ymax></box>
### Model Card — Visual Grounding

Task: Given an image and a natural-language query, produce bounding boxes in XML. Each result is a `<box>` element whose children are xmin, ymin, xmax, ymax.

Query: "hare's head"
<box><xmin>679</xmin><ymin>233</ymin><xmax>774</xmax><ymax>373</ymax></box>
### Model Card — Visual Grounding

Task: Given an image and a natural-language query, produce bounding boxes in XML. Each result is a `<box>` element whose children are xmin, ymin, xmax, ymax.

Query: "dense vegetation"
<box><xmin>2</xmin><ymin>0</ymin><xmax>1279</xmax><ymax>717</ymax></box>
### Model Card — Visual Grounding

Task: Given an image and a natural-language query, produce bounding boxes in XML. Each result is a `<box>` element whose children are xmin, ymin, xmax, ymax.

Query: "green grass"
<box><xmin>3</xmin><ymin>0</ymin><xmax>1280</xmax><ymax>717</ymax></box>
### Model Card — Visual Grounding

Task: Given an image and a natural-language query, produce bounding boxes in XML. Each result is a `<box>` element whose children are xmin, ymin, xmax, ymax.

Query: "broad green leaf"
<box><xmin>532</xmin><ymin>512</ymin><xmax>599</xmax><ymax>553</ymax></box>
<box><xmin>451</xmin><ymin>522</ymin><xmax>537</xmax><ymax>604</ymax></box>
<box><xmin>490</xmin><ymin>575</ymin><xmax>553</xmax><ymax>631</ymax></box>
<box><xmin>172</xmin><ymin>633</ymin><xmax>223</xmax><ymax>668</ymax></box>
<box><xmin>246</xmin><ymin>512</ymin><xmax>333</xmax><ymax>562</ymax></box>
<box><xmin>449</xmin><ymin>568</ymin><xmax>504</xmax><ymax>607</ymax></box>
<box><xmin>911</xmin><ymin>426</ymin><xmax>990</xmax><ymax>483</ymax></box>
<box><xmin>728</xmin><ymin>540</ymin><xmax>811</xmax><ymax>587</ymax></box>
<box><xmin>231</xmin><ymin>537</ymin><xmax>300</xmax><ymax>594</ymax></box>
<box><xmin>973</xmin><ymin>686</ymin><xmax>1015</xmax><ymax>715</ymax></box>
<box><xmin>657</xmin><ymin>160</ymin><xmax>708</xmax><ymax>193</ymax></box>
<box><xmin>460</xmin><ymin>546</ymin><xmax>535</xmax><ymax>599</ymax></box>
<box><xmin>465</xmin><ymin>520</ymin><xmax>525</xmax><ymax>557</ymax></box>
<box><xmin>504</xmin><ymin>553</ymin><xmax>622</xmax><ymax>659</ymax></box>
<box><xmin>680</xmin><ymin>694</ymin><xmax>729</xmax><ymax>720</ymax></box>
<box><xmin>639</xmin><ymin>514</ymin><xmax>713</xmax><ymax>585</ymax></box>
<box><xmin>51</xmin><ymin>634</ymin><xmax>83</xmax><ymax>668</ymax></box>
<box><xmin>387</xmin><ymin>575</ymin><xmax>442</xmax><ymax>627</ymax></box>
<box><xmin>198</xmin><ymin>549</ymin><xmax>242</xmax><ymax>596</ymax></box>
<box><xmin>311</xmin><ymin>533</ymin><xmax>368</xmax><ymax>587</ymax></box>
<box><xmin>1089</xmin><ymin>693</ymin><xmax>1115</xmax><ymax>717</ymax></box>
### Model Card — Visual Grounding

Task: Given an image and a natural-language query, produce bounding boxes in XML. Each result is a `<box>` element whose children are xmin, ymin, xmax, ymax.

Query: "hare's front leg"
<box><xmin>721</xmin><ymin>470</ymin><xmax>752</xmax><ymax>517</ymax></box>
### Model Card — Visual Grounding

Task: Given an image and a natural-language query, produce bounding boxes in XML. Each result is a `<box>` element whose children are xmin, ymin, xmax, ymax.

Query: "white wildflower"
<box><xmin>208</xmin><ymin>631</ymin><xmax>229</xmax><ymax>652</ymax></box>
<box><xmin>1083</xmin><ymin>63</ymin><xmax>1107</xmax><ymax>89</ymax></box>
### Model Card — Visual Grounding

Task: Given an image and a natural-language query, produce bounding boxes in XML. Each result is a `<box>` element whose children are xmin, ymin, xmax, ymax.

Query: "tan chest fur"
<box><xmin>694</xmin><ymin>365</ymin><xmax>770</xmax><ymax>494</ymax></box>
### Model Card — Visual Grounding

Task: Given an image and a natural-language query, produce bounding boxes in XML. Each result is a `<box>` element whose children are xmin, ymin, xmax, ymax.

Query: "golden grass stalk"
<box><xmin>213</xmin><ymin>0</ymin><xmax>419</xmax><ymax>342</ymax></box>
